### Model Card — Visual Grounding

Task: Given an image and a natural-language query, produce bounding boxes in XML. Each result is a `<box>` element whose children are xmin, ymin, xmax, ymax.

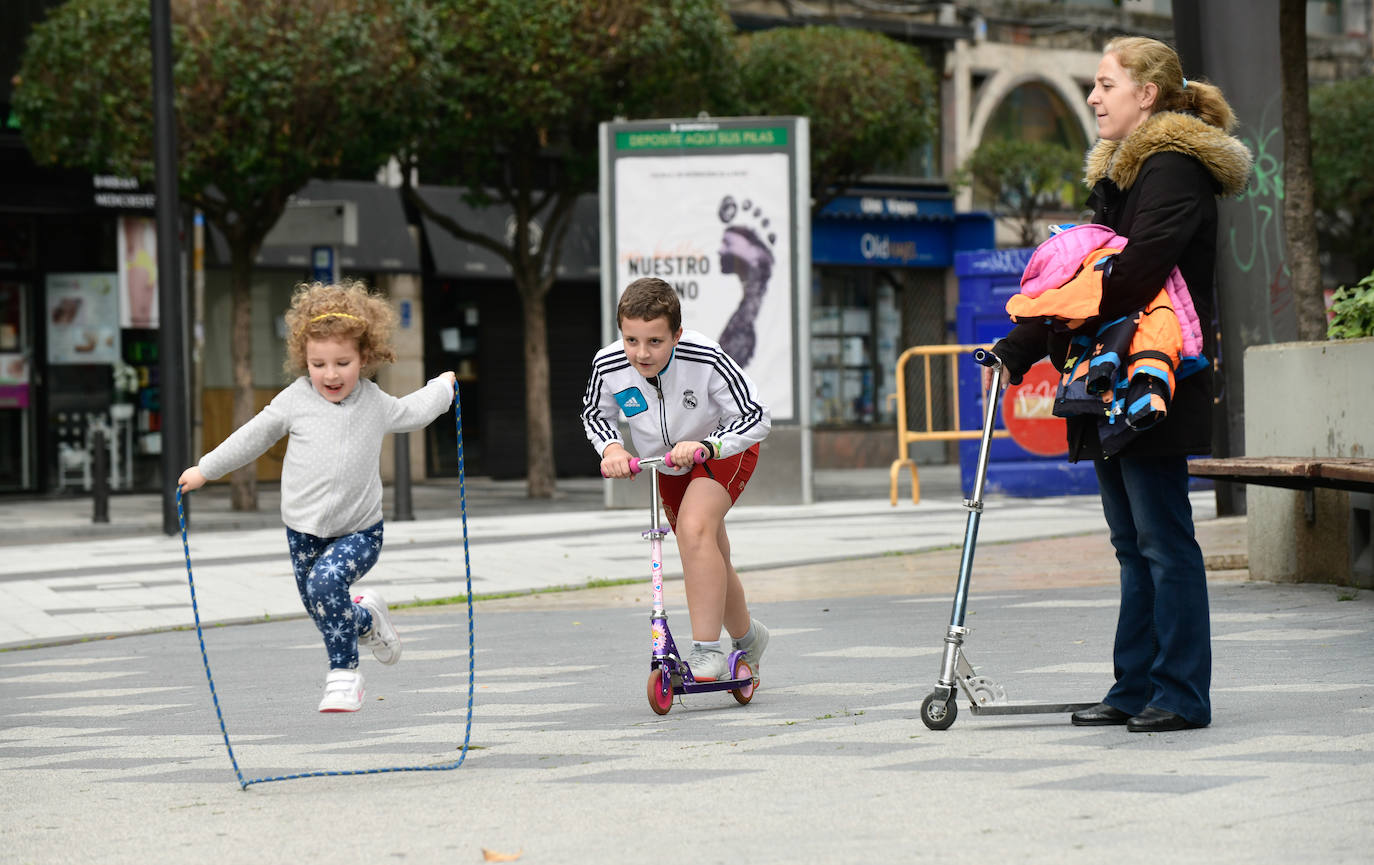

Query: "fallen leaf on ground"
<box><xmin>481</xmin><ymin>848</ymin><xmax>522</xmax><ymax>862</ymax></box>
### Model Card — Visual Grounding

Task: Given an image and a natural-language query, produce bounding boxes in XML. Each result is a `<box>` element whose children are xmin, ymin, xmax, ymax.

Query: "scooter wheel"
<box><xmin>731</xmin><ymin>659</ymin><xmax>755</xmax><ymax>705</ymax></box>
<box><xmin>920</xmin><ymin>691</ymin><xmax>957</xmax><ymax>730</ymax></box>
<box><xmin>647</xmin><ymin>668</ymin><xmax>673</xmax><ymax>715</ymax></box>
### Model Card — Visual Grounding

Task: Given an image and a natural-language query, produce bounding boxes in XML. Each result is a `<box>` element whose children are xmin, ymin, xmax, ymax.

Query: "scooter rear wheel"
<box><xmin>647</xmin><ymin>668</ymin><xmax>673</xmax><ymax>715</ymax></box>
<box><xmin>731</xmin><ymin>660</ymin><xmax>755</xmax><ymax>705</ymax></box>
<box><xmin>920</xmin><ymin>691</ymin><xmax>957</xmax><ymax>730</ymax></box>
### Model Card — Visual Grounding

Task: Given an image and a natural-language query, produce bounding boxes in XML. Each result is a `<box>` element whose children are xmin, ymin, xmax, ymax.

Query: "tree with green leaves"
<box><xmin>956</xmin><ymin>138</ymin><xmax>1084</xmax><ymax>247</ymax></box>
<box><xmin>14</xmin><ymin>0</ymin><xmax>440</xmax><ymax>510</ymax></box>
<box><xmin>733</xmin><ymin>26</ymin><xmax>937</xmax><ymax>213</ymax></box>
<box><xmin>1309</xmin><ymin>75</ymin><xmax>1374</xmax><ymax>284</ymax></box>
<box><xmin>405</xmin><ymin>0</ymin><xmax>739</xmax><ymax>499</ymax></box>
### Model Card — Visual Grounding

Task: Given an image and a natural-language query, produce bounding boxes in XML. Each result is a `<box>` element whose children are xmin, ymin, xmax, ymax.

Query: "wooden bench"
<box><xmin>1189</xmin><ymin>457</ymin><xmax>1374</xmax><ymax>587</ymax></box>
<box><xmin>1188</xmin><ymin>457</ymin><xmax>1374</xmax><ymax>494</ymax></box>
<box><xmin>1189</xmin><ymin>457</ymin><xmax>1374</xmax><ymax>531</ymax></box>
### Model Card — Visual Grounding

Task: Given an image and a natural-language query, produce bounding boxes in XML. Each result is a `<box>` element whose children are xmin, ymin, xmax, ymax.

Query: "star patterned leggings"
<box><xmin>286</xmin><ymin>520</ymin><xmax>384</xmax><ymax>670</ymax></box>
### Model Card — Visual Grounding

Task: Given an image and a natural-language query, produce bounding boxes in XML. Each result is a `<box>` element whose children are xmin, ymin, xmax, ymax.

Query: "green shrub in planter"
<box><xmin>1327</xmin><ymin>270</ymin><xmax>1374</xmax><ymax>339</ymax></box>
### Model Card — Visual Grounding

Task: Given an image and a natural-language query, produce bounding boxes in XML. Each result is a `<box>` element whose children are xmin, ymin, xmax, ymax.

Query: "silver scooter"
<box><xmin>919</xmin><ymin>348</ymin><xmax>1096</xmax><ymax>730</ymax></box>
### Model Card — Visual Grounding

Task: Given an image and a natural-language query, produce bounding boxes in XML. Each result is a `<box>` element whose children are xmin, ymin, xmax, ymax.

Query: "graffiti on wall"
<box><xmin>1226</xmin><ymin>91</ymin><xmax>1296</xmax><ymax>343</ymax></box>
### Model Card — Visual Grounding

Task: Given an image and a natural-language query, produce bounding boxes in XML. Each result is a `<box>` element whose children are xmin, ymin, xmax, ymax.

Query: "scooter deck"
<box><xmin>969</xmin><ymin>700</ymin><xmax>1097</xmax><ymax>716</ymax></box>
<box><xmin>677</xmin><ymin>677</ymin><xmax>755</xmax><ymax>696</ymax></box>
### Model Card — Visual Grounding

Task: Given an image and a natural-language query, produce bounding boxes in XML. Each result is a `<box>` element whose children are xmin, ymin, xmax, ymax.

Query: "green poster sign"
<box><xmin>615</xmin><ymin>126</ymin><xmax>789</xmax><ymax>151</ymax></box>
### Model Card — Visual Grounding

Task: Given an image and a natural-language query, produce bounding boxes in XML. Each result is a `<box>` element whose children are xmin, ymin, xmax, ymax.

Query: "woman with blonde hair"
<box><xmin>990</xmin><ymin>37</ymin><xmax>1253</xmax><ymax>732</ymax></box>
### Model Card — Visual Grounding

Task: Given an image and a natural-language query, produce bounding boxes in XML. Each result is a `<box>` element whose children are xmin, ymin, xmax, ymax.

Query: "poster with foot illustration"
<box><xmin>603</xmin><ymin>118</ymin><xmax>808</xmax><ymax>423</ymax></box>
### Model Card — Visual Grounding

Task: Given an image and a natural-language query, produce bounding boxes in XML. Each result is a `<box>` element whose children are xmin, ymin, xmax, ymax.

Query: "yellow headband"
<box><xmin>310</xmin><ymin>312</ymin><xmax>363</xmax><ymax>323</ymax></box>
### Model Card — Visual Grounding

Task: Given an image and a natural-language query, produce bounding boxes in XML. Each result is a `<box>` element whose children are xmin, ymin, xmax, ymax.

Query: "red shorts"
<box><xmin>657</xmin><ymin>443</ymin><xmax>760</xmax><ymax>531</ymax></box>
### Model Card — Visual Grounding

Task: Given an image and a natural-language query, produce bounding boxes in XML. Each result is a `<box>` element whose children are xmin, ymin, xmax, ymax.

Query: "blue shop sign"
<box><xmin>813</xmin><ymin>220</ymin><xmax>953</xmax><ymax>267</ymax></box>
<box><xmin>812</xmin><ymin>194</ymin><xmax>992</xmax><ymax>268</ymax></box>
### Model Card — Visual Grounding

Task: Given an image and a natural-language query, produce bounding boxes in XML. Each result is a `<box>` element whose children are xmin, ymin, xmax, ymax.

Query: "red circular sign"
<box><xmin>1000</xmin><ymin>359</ymin><xmax>1068</xmax><ymax>457</ymax></box>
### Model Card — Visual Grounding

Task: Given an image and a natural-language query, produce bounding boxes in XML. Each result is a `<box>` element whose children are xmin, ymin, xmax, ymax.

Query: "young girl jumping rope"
<box><xmin>178</xmin><ymin>280</ymin><xmax>455</xmax><ymax>713</ymax></box>
<box><xmin>582</xmin><ymin>277</ymin><xmax>772</xmax><ymax>684</ymax></box>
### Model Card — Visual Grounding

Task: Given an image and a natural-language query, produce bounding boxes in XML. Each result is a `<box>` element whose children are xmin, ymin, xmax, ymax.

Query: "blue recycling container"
<box><xmin>954</xmin><ymin>248</ymin><xmax>1100</xmax><ymax>498</ymax></box>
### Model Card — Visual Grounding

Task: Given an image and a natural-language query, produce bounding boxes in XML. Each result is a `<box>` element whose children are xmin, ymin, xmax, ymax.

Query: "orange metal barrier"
<box><xmin>888</xmin><ymin>343</ymin><xmax>1009</xmax><ymax>505</ymax></box>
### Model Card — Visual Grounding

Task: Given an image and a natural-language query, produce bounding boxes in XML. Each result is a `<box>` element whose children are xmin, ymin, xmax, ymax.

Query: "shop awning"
<box><xmin>205</xmin><ymin>179</ymin><xmax>420</xmax><ymax>273</ymax></box>
<box><xmin>416</xmin><ymin>186</ymin><xmax>601</xmax><ymax>281</ymax></box>
<box><xmin>815</xmin><ymin>192</ymin><xmax>957</xmax><ymax>222</ymax></box>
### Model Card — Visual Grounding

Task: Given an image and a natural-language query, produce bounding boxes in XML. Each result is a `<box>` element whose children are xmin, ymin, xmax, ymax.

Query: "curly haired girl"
<box><xmin>179</xmin><ymin>279</ymin><xmax>455</xmax><ymax>713</ymax></box>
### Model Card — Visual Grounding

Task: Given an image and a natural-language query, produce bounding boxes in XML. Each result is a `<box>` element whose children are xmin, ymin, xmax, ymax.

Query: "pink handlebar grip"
<box><xmin>663</xmin><ymin>448</ymin><xmax>707</xmax><ymax>469</ymax></box>
<box><xmin>601</xmin><ymin>457</ymin><xmax>643</xmax><ymax>478</ymax></box>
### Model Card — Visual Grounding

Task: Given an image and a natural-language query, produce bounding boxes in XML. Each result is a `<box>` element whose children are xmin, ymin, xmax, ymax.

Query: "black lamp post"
<box><xmin>151</xmin><ymin>0</ymin><xmax>190</xmax><ymax>535</ymax></box>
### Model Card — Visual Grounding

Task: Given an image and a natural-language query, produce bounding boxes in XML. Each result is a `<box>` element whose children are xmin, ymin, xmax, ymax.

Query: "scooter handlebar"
<box><xmin>602</xmin><ymin>448</ymin><xmax>706</xmax><ymax>478</ymax></box>
<box><xmin>973</xmin><ymin>348</ymin><xmax>1002</xmax><ymax>368</ymax></box>
<box><xmin>663</xmin><ymin>448</ymin><xmax>708</xmax><ymax>469</ymax></box>
<box><xmin>601</xmin><ymin>456</ymin><xmax>650</xmax><ymax>478</ymax></box>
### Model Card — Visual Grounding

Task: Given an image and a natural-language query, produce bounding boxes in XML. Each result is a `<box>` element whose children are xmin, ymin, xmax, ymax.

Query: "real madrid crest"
<box><xmin>682</xmin><ymin>389</ymin><xmax>698</xmax><ymax>410</ymax></box>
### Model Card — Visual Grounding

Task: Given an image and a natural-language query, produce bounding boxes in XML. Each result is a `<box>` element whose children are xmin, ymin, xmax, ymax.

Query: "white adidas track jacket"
<box><xmin>581</xmin><ymin>329</ymin><xmax>771</xmax><ymax>476</ymax></box>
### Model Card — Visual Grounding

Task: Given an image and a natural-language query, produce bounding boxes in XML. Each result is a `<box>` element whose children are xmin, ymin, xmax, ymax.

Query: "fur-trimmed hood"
<box><xmin>1084</xmin><ymin>111</ymin><xmax>1253</xmax><ymax>198</ymax></box>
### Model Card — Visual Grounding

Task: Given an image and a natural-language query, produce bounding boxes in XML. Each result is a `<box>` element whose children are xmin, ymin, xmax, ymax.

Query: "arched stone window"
<box><xmin>970</xmin><ymin>81</ymin><xmax>1088</xmax><ymax>211</ymax></box>
<box><xmin>985</xmin><ymin>81</ymin><xmax>1089</xmax><ymax>150</ymax></box>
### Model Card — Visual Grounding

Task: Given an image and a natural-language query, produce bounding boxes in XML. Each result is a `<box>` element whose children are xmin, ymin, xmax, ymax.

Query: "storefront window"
<box><xmin>811</xmin><ymin>269</ymin><xmax>900</xmax><ymax>426</ymax></box>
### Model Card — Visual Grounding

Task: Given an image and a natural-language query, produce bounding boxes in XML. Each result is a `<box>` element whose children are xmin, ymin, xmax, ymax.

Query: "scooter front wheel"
<box><xmin>920</xmin><ymin>691</ymin><xmax>958</xmax><ymax>730</ymax></box>
<box><xmin>647</xmin><ymin>668</ymin><xmax>673</xmax><ymax>715</ymax></box>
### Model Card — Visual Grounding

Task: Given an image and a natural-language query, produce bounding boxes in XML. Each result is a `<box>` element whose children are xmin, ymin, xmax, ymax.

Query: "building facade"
<box><xmin>3</xmin><ymin>0</ymin><xmax>1370</xmax><ymax>492</ymax></box>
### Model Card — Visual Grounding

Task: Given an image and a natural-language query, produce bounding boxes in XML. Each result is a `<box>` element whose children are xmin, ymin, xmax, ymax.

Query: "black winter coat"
<box><xmin>993</xmin><ymin>111</ymin><xmax>1253</xmax><ymax>462</ymax></box>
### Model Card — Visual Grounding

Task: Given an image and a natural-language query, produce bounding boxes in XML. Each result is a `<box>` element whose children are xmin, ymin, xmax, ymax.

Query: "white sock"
<box><xmin>692</xmin><ymin>639</ymin><xmax>722</xmax><ymax>652</ymax></box>
<box><xmin>736</xmin><ymin>621</ymin><xmax>757</xmax><ymax>647</ymax></box>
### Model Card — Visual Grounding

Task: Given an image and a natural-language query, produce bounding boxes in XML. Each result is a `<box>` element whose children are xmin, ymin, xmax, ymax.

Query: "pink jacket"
<box><xmin>1017</xmin><ymin>224</ymin><xmax>1203</xmax><ymax>358</ymax></box>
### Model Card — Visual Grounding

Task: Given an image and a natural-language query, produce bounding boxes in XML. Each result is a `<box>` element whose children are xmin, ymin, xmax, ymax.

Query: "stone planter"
<box><xmin>1243</xmin><ymin>337</ymin><xmax>1374</xmax><ymax>588</ymax></box>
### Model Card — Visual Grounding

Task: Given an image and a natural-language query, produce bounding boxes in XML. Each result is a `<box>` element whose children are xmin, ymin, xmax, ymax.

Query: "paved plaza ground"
<box><xmin>2</xmin><ymin>470</ymin><xmax>1371</xmax><ymax>863</ymax></box>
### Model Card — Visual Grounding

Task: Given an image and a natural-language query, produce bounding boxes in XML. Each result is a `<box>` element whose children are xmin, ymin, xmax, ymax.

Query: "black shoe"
<box><xmin>1126</xmin><ymin>706</ymin><xmax>1207</xmax><ymax>732</ymax></box>
<box><xmin>1071</xmin><ymin>702</ymin><xmax>1131</xmax><ymax>726</ymax></box>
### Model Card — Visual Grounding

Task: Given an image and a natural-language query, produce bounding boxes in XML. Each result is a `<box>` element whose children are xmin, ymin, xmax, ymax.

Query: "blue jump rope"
<box><xmin>176</xmin><ymin>385</ymin><xmax>475</xmax><ymax>790</ymax></box>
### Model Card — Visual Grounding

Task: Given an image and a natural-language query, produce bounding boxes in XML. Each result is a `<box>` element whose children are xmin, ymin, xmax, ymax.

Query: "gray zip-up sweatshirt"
<box><xmin>198</xmin><ymin>376</ymin><xmax>452</xmax><ymax>537</ymax></box>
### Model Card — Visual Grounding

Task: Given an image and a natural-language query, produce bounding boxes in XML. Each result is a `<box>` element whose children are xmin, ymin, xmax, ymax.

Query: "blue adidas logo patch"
<box><xmin>614</xmin><ymin>387</ymin><xmax>649</xmax><ymax>417</ymax></box>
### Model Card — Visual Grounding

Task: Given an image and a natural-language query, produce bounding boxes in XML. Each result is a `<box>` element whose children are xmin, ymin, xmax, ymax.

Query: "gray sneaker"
<box><xmin>685</xmin><ymin>644</ymin><xmax>728</xmax><ymax>682</ymax></box>
<box><xmin>354</xmin><ymin>589</ymin><xmax>401</xmax><ymax>665</ymax></box>
<box><xmin>733</xmin><ymin>618</ymin><xmax>769</xmax><ymax>681</ymax></box>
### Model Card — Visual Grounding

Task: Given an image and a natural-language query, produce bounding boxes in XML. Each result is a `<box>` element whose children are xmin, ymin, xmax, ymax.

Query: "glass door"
<box><xmin>811</xmin><ymin>269</ymin><xmax>902</xmax><ymax>426</ymax></box>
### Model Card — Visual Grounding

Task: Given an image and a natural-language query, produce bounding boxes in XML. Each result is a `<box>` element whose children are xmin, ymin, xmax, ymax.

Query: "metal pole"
<box><xmin>393</xmin><ymin>433</ymin><xmax>414</xmax><ymax>521</ymax></box>
<box><xmin>92</xmin><ymin>429</ymin><xmax>110</xmax><ymax>524</ymax></box>
<box><xmin>152</xmin><ymin>0</ymin><xmax>190</xmax><ymax>535</ymax></box>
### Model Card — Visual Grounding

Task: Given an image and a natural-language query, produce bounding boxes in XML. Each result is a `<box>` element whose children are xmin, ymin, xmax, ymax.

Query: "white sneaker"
<box><xmin>318</xmin><ymin>669</ymin><xmax>365</xmax><ymax>713</ymax></box>
<box><xmin>685</xmin><ymin>644</ymin><xmax>728</xmax><ymax>682</ymax></box>
<box><xmin>354</xmin><ymin>589</ymin><xmax>401</xmax><ymax>665</ymax></box>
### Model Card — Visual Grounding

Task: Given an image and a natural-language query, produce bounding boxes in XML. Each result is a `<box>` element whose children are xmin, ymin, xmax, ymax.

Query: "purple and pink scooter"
<box><xmin>610</xmin><ymin>449</ymin><xmax>756</xmax><ymax>715</ymax></box>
